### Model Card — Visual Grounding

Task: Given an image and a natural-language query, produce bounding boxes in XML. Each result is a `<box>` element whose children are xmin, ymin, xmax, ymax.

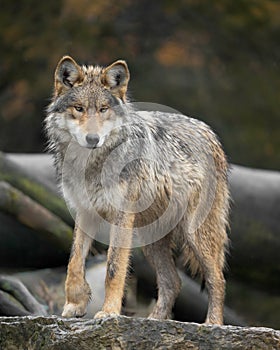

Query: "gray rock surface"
<box><xmin>0</xmin><ymin>315</ymin><xmax>279</xmax><ymax>350</ymax></box>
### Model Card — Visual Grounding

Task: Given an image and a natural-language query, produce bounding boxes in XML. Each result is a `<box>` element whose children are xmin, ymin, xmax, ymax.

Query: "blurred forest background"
<box><xmin>1</xmin><ymin>0</ymin><xmax>280</xmax><ymax>170</ymax></box>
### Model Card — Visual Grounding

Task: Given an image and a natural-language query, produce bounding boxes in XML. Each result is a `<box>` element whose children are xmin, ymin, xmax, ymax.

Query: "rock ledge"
<box><xmin>1</xmin><ymin>316</ymin><xmax>280</xmax><ymax>349</ymax></box>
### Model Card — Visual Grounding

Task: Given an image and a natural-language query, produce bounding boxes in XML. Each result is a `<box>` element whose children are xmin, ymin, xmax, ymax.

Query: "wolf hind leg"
<box><xmin>204</xmin><ymin>264</ymin><xmax>225</xmax><ymax>325</ymax></box>
<box><xmin>187</xmin><ymin>227</ymin><xmax>227</xmax><ymax>325</ymax></box>
<box><xmin>142</xmin><ymin>234</ymin><xmax>181</xmax><ymax>320</ymax></box>
<box><xmin>62</xmin><ymin>221</ymin><xmax>93</xmax><ymax>318</ymax></box>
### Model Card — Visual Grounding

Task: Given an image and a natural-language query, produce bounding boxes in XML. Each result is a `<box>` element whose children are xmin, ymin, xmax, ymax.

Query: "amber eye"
<box><xmin>74</xmin><ymin>106</ymin><xmax>84</xmax><ymax>113</ymax></box>
<box><xmin>99</xmin><ymin>106</ymin><xmax>109</xmax><ymax>113</ymax></box>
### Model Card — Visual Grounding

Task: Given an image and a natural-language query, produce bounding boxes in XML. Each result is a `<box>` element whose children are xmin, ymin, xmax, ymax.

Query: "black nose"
<box><xmin>86</xmin><ymin>133</ymin><xmax>99</xmax><ymax>148</ymax></box>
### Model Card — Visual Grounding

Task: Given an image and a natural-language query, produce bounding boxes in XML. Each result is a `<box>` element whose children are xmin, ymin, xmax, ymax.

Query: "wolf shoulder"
<box><xmin>135</xmin><ymin>110</ymin><xmax>223</xmax><ymax>152</ymax></box>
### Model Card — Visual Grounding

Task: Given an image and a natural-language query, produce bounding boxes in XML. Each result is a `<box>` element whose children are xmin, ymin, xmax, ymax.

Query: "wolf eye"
<box><xmin>74</xmin><ymin>106</ymin><xmax>84</xmax><ymax>113</ymax></box>
<box><xmin>99</xmin><ymin>106</ymin><xmax>109</xmax><ymax>113</ymax></box>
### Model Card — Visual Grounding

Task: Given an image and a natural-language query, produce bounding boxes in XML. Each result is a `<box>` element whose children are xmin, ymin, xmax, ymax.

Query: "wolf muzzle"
<box><xmin>86</xmin><ymin>133</ymin><xmax>100</xmax><ymax>148</ymax></box>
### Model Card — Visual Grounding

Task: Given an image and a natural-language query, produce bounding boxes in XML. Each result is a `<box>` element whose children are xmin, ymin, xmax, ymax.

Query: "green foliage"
<box><xmin>0</xmin><ymin>0</ymin><xmax>279</xmax><ymax>169</ymax></box>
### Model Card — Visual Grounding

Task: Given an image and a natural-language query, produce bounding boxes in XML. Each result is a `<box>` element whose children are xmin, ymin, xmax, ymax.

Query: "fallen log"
<box><xmin>228</xmin><ymin>165</ymin><xmax>280</xmax><ymax>289</ymax></box>
<box><xmin>0</xmin><ymin>276</ymin><xmax>47</xmax><ymax>316</ymax></box>
<box><xmin>0</xmin><ymin>152</ymin><xmax>72</xmax><ymax>225</ymax></box>
<box><xmin>6</xmin><ymin>153</ymin><xmax>57</xmax><ymax>193</ymax></box>
<box><xmin>0</xmin><ymin>181</ymin><xmax>72</xmax><ymax>253</ymax></box>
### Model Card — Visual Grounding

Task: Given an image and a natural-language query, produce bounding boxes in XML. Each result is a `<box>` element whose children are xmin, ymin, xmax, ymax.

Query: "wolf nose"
<box><xmin>86</xmin><ymin>134</ymin><xmax>100</xmax><ymax>148</ymax></box>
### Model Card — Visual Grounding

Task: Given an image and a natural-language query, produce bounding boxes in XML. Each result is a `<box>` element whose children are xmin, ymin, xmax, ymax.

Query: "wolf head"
<box><xmin>47</xmin><ymin>56</ymin><xmax>130</xmax><ymax>148</ymax></box>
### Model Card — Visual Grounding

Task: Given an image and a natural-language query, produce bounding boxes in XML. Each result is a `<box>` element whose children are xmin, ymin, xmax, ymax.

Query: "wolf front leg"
<box><xmin>94</xmin><ymin>212</ymin><xmax>135</xmax><ymax>318</ymax></box>
<box><xmin>62</xmin><ymin>220</ymin><xmax>93</xmax><ymax>318</ymax></box>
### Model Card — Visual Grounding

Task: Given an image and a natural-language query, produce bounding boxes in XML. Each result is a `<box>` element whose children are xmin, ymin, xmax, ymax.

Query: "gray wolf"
<box><xmin>45</xmin><ymin>56</ymin><xmax>229</xmax><ymax>324</ymax></box>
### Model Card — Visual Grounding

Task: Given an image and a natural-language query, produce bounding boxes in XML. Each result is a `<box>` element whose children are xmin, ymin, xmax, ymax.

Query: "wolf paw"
<box><xmin>62</xmin><ymin>303</ymin><xmax>87</xmax><ymax>318</ymax></box>
<box><xmin>148</xmin><ymin>309</ymin><xmax>170</xmax><ymax>320</ymax></box>
<box><xmin>94</xmin><ymin>311</ymin><xmax>119</xmax><ymax>319</ymax></box>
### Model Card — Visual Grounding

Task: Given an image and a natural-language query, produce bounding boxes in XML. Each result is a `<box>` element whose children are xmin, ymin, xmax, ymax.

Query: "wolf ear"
<box><xmin>103</xmin><ymin>60</ymin><xmax>130</xmax><ymax>100</ymax></box>
<box><xmin>54</xmin><ymin>56</ymin><xmax>83</xmax><ymax>95</ymax></box>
